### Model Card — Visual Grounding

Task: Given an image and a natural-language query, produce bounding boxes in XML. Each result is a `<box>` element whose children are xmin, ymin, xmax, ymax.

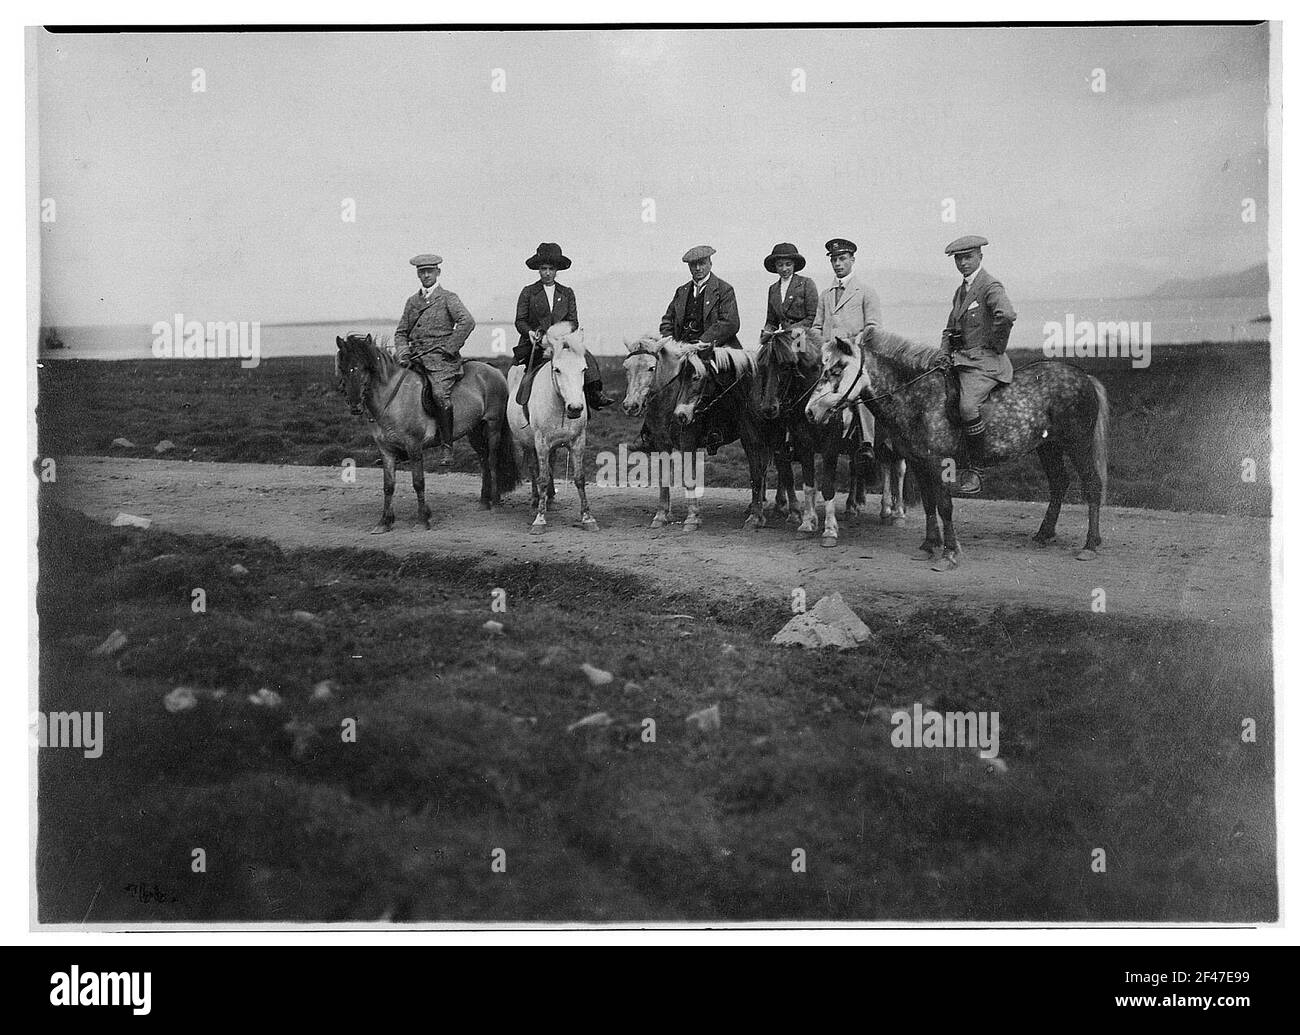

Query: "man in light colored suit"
<box><xmin>811</xmin><ymin>238</ymin><xmax>881</xmax><ymax>464</ymax></box>
<box><xmin>937</xmin><ymin>234</ymin><xmax>1017</xmax><ymax>494</ymax></box>
<box><xmin>394</xmin><ymin>253</ymin><xmax>476</xmax><ymax>465</ymax></box>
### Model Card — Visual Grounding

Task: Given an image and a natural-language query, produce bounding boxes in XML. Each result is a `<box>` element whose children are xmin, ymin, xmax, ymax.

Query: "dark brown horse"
<box><xmin>753</xmin><ymin>327</ymin><xmax>910</xmax><ymax>546</ymax></box>
<box><xmin>335</xmin><ymin>334</ymin><xmax>518</xmax><ymax>533</ymax></box>
<box><xmin>806</xmin><ymin>330</ymin><xmax>1108</xmax><ymax>567</ymax></box>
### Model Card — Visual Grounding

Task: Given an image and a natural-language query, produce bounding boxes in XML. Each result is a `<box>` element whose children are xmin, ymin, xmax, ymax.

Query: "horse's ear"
<box><xmin>364</xmin><ymin>333</ymin><xmax>374</xmax><ymax>345</ymax></box>
<box><xmin>834</xmin><ymin>336</ymin><xmax>853</xmax><ymax>356</ymax></box>
<box><xmin>336</xmin><ymin>336</ymin><xmax>345</xmax><ymax>349</ymax></box>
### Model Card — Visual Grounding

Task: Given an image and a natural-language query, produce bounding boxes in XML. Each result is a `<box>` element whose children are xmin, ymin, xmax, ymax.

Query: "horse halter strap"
<box><xmin>693</xmin><ymin>364</ymin><xmax>746</xmax><ymax>416</ymax></box>
<box><xmin>374</xmin><ymin>366</ymin><xmax>410</xmax><ymax>420</ymax></box>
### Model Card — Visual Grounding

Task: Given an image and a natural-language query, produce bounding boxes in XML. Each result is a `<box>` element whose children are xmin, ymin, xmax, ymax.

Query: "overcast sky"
<box><xmin>34</xmin><ymin>24</ymin><xmax>1270</xmax><ymax>326</ymax></box>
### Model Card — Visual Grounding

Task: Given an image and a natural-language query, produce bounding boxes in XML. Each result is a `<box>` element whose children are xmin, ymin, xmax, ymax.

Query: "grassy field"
<box><xmin>37</xmin><ymin>499</ymin><xmax>1275</xmax><ymax>923</ymax></box>
<box><xmin>37</xmin><ymin>341</ymin><xmax>1270</xmax><ymax>516</ymax></box>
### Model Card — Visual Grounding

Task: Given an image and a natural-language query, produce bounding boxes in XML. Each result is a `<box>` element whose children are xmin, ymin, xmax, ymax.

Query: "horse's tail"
<box><xmin>1088</xmin><ymin>375</ymin><xmax>1109</xmax><ymax>506</ymax></box>
<box><xmin>495</xmin><ymin>416</ymin><xmax>521</xmax><ymax>495</ymax></box>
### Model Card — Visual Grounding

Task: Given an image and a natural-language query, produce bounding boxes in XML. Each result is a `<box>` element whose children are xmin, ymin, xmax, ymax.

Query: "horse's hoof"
<box><xmin>478</xmin><ymin>501</ymin><xmax>492</xmax><ymax>511</ymax></box>
<box><xmin>420</xmin><ymin>519</ymin><xmax>432</xmax><ymax>530</ymax></box>
<box><xmin>742</xmin><ymin>514</ymin><xmax>763</xmax><ymax>531</ymax></box>
<box><xmin>913</xmin><ymin>547</ymin><xmax>937</xmax><ymax>560</ymax></box>
<box><xmin>581</xmin><ymin>517</ymin><xmax>599</xmax><ymax>532</ymax></box>
<box><xmin>1032</xmin><ymin>533</ymin><xmax>1055</xmax><ymax>546</ymax></box>
<box><xmin>890</xmin><ymin>514</ymin><xmax>906</xmax><ymax>527</ymax></box>
<box><xmin>930</xmin><ymin>552</ymin><xmax>959</xmax><ymax>572</ymax></box>
<box><xmin>529</xmin><ymin>520</ymin><xmax>547</xmax><ymax>534</ymax></box>
<box><xmin>682</xmin><ymin>519</ymin><xmax>701</xmax><ymax>532</ymax></box>
<box><xmin>1075</xmin><ymin>548</ymin><xmax>1098</xmax><ymax>561</ymax></box>
<box><xmin>650</xmin><ymin>516</ymin><xmax>667</xmax><ymax>529</ymax></box>
<box><xmin>821</xmin><ymin>534</ymin><xmax>838</xmax><ymax>548</ymax></box>
<box><xmin>370</xmin><ymin>522</ymin><xmax>393</xmax><ymax>535</ymax></box>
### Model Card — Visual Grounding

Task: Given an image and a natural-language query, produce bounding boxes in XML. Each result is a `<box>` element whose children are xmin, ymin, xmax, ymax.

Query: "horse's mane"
<box><xmin>760</xmin><ymin>328</ymin><xmax>819</xmax><ymax>369</ymax></box>
<box><xmin>339</xmin><ymin>333</ymin><xmax>397</xmax><ymax>374</ymax></box>
<box><xmin>865</xmin><ymin>330</ymin><xmax>943</xmax><ymax>371</ymax></box>
<box><xmin>543</xmin><ymin>322</ymin><xmax>586</xmax><ymax>357</ymax></box>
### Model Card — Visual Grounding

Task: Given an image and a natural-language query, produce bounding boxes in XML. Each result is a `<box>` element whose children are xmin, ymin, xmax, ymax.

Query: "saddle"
<box><xmin>406</xmin><ymin>358</ymin><xmax>459</xmax><ymax>422</ymax></box>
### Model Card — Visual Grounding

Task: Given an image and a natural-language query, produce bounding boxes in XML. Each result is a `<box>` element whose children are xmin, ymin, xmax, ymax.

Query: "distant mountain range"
<box><xmin>1145</xmin><ymin>262</ymin><xmax>1269</xmax><ymax>300</ymax></box>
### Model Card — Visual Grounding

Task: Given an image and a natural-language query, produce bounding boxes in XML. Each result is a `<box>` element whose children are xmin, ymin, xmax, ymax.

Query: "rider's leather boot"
<box><xmin>956</xmin><ymin>418</ymin><xmax>985</xmax><ymax>494</ymax></box>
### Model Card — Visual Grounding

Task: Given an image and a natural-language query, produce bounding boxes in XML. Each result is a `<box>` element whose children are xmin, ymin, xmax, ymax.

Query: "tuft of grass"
<box><xmin>36</xmin><ymin>500</ymin><xmax>1275</xmax><ymax>922</ymax></box>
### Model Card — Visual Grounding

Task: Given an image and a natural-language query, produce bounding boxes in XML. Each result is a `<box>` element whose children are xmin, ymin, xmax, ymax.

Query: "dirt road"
<box><xmin>50</xmin><ymin>456</ymin><xmax>1269</xmax><ymax>626</ymax></box>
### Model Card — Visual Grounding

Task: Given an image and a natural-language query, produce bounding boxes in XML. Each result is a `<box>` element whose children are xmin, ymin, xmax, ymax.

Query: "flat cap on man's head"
<box><xmin>944</xmin><ymin>235</ymin><xmax>989</xmax><ymax>255</ymax></box>
<box><xmin>409</xmin><ymin>253</ymin><xmax>443</xmax><ymax>268</ymax></box>
<box><xmin>681</xmin><ymin>245</ymin><xmax>716</xmax><ymax>263</ymax></box>
<box><xmin>825</xmin><ymin>238</ymin><xmax>857</xmax><ymax>256</ymax></box>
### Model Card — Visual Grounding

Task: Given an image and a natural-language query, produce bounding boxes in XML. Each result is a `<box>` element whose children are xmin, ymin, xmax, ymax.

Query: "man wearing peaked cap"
<box><xmin>394</xmin><ymin>252</ymin><xmax>476</xmax><ymax>465</ymax></box>
<box><xmin>937</xmin><ymin>234</ymin><xmax>1017</xmax><ymax>494</ymax></box>
<box><xmin>811</xmin><ymin>237</ymin><xmax>881</xmax><ymax>465</ymax></box>
<box><xmin>511</xmin><ymin>242</ymin><xmax>614</xmax><ymax>423</ymax></box>
<box><xmin>657</xmin><ymin>246</ymin><xmax>742</xmax><ymax>454</ymax></box>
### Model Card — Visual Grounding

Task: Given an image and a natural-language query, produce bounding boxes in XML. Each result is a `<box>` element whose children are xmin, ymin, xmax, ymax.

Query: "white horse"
<box><xmin>507</xmin><ymin>323</ymin><xmax>597</xmax><ymax>534</ymax></box>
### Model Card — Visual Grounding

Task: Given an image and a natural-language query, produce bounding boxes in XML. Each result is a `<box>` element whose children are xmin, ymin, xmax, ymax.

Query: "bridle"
<box><xmin>819</xmin><ymin>352</ymin><xmax>946</xmax><ymax>413</ymax></box>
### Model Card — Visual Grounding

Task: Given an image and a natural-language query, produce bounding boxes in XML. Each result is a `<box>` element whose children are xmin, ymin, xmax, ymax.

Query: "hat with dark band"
<box><xmin>682</xmin><ymin>245</ymin><xmax>717</xmax><ymax>263</ymax></box>
<box><xmin>525</xmin><ymin>242</ymin><xmax>572</xmax><ymax>271</ymax></box>
<box><xmin>825</xmin><ymin>238</ymin><xmax>857</xmax><ymax>257</ymax></box>
<box><xmin>410</xmin><ymin>253</ymin><xmax>443</xmax><ymax>268</ymax></box>
<box><xmin>764</xmin><ymin>242</ymin><xmax>806</xmax><ymax>273</ymax></box>
<box><xmin>944</xmin><ymin>235</ymin><xmax>989</xmax><ymax>255</ymax></box>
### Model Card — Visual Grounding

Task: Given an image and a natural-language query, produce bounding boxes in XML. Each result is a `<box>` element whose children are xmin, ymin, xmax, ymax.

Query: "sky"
<box><xmin>33</xmin><ymin>24</ymin><xmax>1271</xmax><ymax>327</ymax></box>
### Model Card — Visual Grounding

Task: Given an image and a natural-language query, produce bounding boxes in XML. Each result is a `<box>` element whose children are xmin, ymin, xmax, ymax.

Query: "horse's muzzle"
<box><xmin>566</xmin><ymin>404</ymin><xmax>584</xmax><ymax>419</ymax></box>
<box><xmin>622</xmin><ymin>399</ymin><xmax>642</xmax><ymax>417</ymax></box>
<box><xmin>675</xmin><ymin>408</ymin><xmax>694</xmax><ymax>426</ymax></box>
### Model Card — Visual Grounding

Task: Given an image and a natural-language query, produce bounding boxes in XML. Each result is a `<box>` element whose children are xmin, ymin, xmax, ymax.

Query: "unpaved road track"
<box><xmin>51</xmin><ymin>457</ymin><xmax>1269</xmax><ymax>626</ymax></box>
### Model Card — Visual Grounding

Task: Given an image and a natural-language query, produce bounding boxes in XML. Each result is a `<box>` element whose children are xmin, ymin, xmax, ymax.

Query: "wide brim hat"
<box><xmin>764</xmin><ymin>243</ymin><xmax>806</xmax><ymax>274</ymax></box>
<box><xmin>526</xmin><ymin>242</ymin><xmax>572</xmax><ymax>270</ymax></box>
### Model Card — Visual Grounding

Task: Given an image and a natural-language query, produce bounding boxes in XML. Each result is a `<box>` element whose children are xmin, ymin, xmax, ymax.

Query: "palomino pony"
<box><xmin>754</xmin><ymin>327</ymin><xmax>909</xmax><ymax>545</ymax></box>
<box><xmin>806</xmin><ymin>330</ymin><xmax>1108</xmax><ymax>567</ymax></box>
<box><xmin>670</xmin><ymin>344</ymin><xmax>773</xmax><ymax>531</ymax></box>
<box><xmin>335</xmin><ymin>334</ymin><xmax>518</xmax><ymax>533</ymax></box>
<box><xmin>507</xmin><ymin>323</ymin><xmax>598</xmax><ymax>533</ymax></box>
<box><xmin>621</xmin><ymin>334</ymin><xmax>704</xmax><ymax>529</ymax></box>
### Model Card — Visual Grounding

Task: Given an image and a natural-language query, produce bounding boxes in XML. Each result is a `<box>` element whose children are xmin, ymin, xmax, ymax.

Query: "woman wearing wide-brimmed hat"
<box><xmin>512</xmin><ymin>242</ymin><xmax>613</xmax><ymax>420</ymax></box>
<box><xmin>760</xmin><ymin>242</ymin><xmax>820</xmax><ymax>337</ymax></box>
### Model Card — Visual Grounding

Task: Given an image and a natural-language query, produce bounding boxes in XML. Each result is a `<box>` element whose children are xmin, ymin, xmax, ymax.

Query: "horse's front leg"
<box><xmin>410</xmin><ymin>447</ymin><xmax>432</xmax><ymax>529</ymax></box>
<box><xmin>820</xmin><ymin>440</ymin><xmax>840</xmax><ymax>548</ymax></box>
<box><xmin>741</xmin><ymin>433</ymin><xmax>768</xmax><ymax>530</ymax></box>
<box><xmin>529</xmin><ymin>433</ymin><xmax>550</xmax><ymax>533</ymax></box>
<box><xmin>573</xmin><ymin>429</ymin><xmax>598</xmax><ymax>531</ymax></box>
<box><xmin>371</xmin><ymin>448</ymin><xmax>397</xmax><ymax>534</ymax></box>
<box><xmin>933</xmin><ymin>480</ymin><xmax>960</xmax><ymax>569</ymax></box>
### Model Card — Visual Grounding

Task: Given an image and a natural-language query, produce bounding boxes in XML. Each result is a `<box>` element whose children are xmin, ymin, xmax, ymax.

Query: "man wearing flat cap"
<box><xmin>937</xmin><ymin>235</ymin><xmax>1016</xmax><ymax>494</ymax></box>
<box><xmin>760</xmin><ymin>243</ymin><xmax>819</xmax><ymax>336</ymax></box>
<box><xmin>660</xmin><ymin>245</ymin><xmax>741</xmax><ymax>348</ymax></box>
<box><xmin>512</xmin><ymin>242</ymin><xmax>614</xmax><ymax>422</ymax></box>
<box><xmin>394</xmin><ymin>253</ymin><xmax>476</xmax><ymax>465</ymax></box>
<box><xmin>811</xmin><ymin>238</ymin><xmax>881</xmax><ymax>464</ymax></box>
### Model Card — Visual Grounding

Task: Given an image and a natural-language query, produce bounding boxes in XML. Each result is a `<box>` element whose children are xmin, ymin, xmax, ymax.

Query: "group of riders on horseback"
<box><xmin>394</xmin><ymin>234</ymin><xmax>1012</xmax><ymax>492</ymax></box>
<box><xmin>336</xmin><ymin>232</ymin><xmax>1107</xmax><ymax>561</ymax></box>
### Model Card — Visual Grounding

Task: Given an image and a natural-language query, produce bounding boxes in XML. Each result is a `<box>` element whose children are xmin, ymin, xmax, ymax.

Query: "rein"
<box><xmin>693</xmin><ymin>366</ymin><xmax>748</xmax><ymax>416</ymax></box>
<box><xmin>827</xmin><ymin>361</ymin><xmax>945</xmax><ymax>412</ymax></box>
